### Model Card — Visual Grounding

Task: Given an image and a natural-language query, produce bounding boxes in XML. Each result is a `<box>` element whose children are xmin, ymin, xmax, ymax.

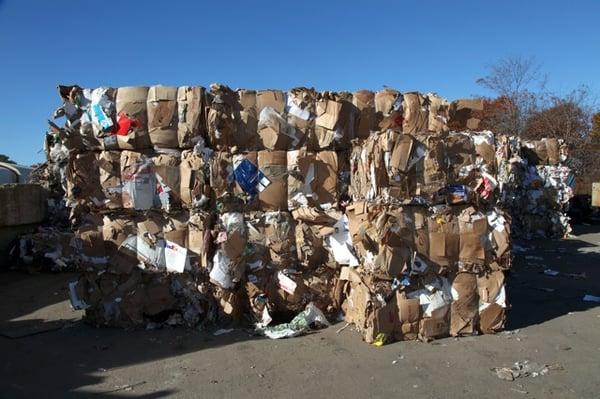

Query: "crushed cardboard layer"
<box><xmin>43</xmin><ymin>85</ymin><xmax>573</xmax><ymax>344</ymax></box>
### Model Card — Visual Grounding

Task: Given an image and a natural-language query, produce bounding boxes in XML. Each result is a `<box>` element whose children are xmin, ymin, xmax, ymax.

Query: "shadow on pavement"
<box><xmin>2</xmin><ymin>224</ymin><xmax>600</xmax><ymax>397</ymax></box>
<box><xmin>506</xmin><ymin>223</ymin><xmax>600</xmax><ymax>330</ymax></box>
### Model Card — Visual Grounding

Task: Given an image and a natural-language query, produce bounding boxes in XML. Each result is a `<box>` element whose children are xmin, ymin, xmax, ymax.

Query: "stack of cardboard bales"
<box><xmin>496</xmin><ymin>136</ymin><xmax>573</xmax><ymax>239</ymax></box>
<box><xmin>50</xmin><ymin>85</ymin><xmax>514</xmax><ymax>343</ymax></box>
<box><xmin>339</xmin><ymin>92</ymin><xmax>512</xmax><ymax>343</ymax></box>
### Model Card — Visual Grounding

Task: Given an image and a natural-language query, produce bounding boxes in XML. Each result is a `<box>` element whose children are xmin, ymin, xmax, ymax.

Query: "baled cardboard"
<box><xmin>152</xmin><ymin>152</ymin><xmax>181</xmax><ymax>210</ymax></box>
<box><xmin>427</xmin><ymin>93</ymin><xmax>449</xmax><ymax>134</ymax></box>
<box><xmin>374</xmin><ymin>88</ymin><xmax>401</xmax><ymax>117</ymax></box>
<box><xmin>98</xmin><ymin>151</ymin><xmax>122</xmax><ymax>210</ymax></box>
<box><xmin>147</xmin><ymin>86</ymin><xmax>178</xmax><ymax>148</ymax></box>
<box><xmin>207</xmin><ymin>84</ymin><xmax>237</xmax><ymax>149</ymax></box>
<box><xmin>180</xmin><ymin>149</ymin><xmax>209</xmax><ymax>208</ymax></box>
<box><xmin>314</xmin><ymin>151</ymin><xmax>338</xmax><ymax>206</ymax></box>
<box><xmin>353</xmin><ymin>90</ymin><xmax>376</xmax><ymax>139</ymax></box>
<box><xmin>120</xmin><ymin>150</ymin><xmax>155</xmax><ymax>210</ymax></box>
<box><xmin>209</xmin><ymin>151</ymin><xmax>234</xmax><ymax>199</ymax></box>
<box><xmin>256</xmin><ymin>90</ymin><xmax>285</xmax><ymax>115</ymax></box>
<box><xmin>448</xmin><ymin>99</ymin><xmax>483</xmax><ymax>131</ymax></box>
<box><xmin>66</xmin><ymin>152</ymin><xmax>103</xmax><ymax>207</ymax></box>
<box><xmin>286</xmin><ymin>87</ymin><xmax>316</xmax><ymax>147</ymax></box>
<box><xmin>258</xmin><ymin>150</ymin><xmax>288</xmax><ymax>211</ymax></box>
<box><xmin>236</xmin><ymin>89</ymin><xmax>259</xmax><ymax>150</ymax></box>
<box><xmin>177</xmin><ymin>86</ymin><xmax>206</xmax><ymax>148</ymax></box>
<box><xmin>402</xmin><ymin>92</ymin><xmax>429</xmax><ymax>134</ymax></box>
<box><xmin>115</xmin><ymin>86</ymin><xmax>150</xmax><ymax>149</ymax></box>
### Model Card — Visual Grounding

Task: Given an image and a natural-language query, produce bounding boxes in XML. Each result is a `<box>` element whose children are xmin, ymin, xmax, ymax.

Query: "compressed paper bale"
<box><xmin>147</xmin><ymin>86</ymin><xmax>179</xmax><ymax>148</ymax></box>
<box><xmin>66</xmin><ymin>152</ymin><xmax>103</xmax><ymax>207</ymax></box>
<box><xmin>97</xmin><ymin>150</ymin><xmax>122</xmax><ymax>210</ymax></box>
<box><xmin>402</xmin><ymin>92</ymin><xmax>429</xmax><ymax>134</ymax></box>
<box><xmin>177</xmin><ymin>86</ymin><xmax>206</xmax><ymax>148</ymax></box>
<box><xmin>258</xmin><ymin>150</ymin><xmax>288</xmax><ymax>211</ymax></box>
<box><xmin>353</xmin><ymin>90</ymin><xmax>376</xmax><ymax>139</ymax></box>
<box><xmin>207</xmin><ymin>84</ymin><xmax>238</xmax><ymax>149</ymax></box>
<box><xmin>115</xmin><ymin>86</ymin><xmax>150</xmax><ymax>149</ymax></box>
<box><xmin>236</xmin><ymin>89</ymin><xmax>259</xmax><ymax>150</ymax></box>
<box><xmin>180</xmin><ymin>148</ymin><xmax>209</xmax><ymax>208</ymax></box>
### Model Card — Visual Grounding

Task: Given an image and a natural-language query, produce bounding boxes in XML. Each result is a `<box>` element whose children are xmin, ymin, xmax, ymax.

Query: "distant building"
<box><xmin>0</xmin><ymin>162</ymin><xmax>32</xmax><ymax>184</ymax></box>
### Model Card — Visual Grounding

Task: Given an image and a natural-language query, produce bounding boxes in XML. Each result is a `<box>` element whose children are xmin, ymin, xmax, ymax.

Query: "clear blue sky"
<box><xmin>1</xmin><ymin>0</ymin><xmax>599</xmax><ymax>165</ymax></box>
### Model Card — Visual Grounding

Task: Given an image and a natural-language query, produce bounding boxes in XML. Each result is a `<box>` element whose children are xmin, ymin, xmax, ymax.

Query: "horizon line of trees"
<box><xmin>474</xmin><ymin>55</ymin><xmax>599</xmax><ymax>175</ymax></box>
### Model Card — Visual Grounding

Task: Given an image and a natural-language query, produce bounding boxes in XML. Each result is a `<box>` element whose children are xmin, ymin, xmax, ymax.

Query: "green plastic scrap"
<box><xmin>258</xmin><ymin>303</ymin><xmax>330</xmax><ymax>339</ymax></box>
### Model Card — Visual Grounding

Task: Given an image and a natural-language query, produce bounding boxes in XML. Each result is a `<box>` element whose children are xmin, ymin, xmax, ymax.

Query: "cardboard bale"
<box><xmin>349</xmin><ymin>135</ymin><xmax>388</xmax><ymax>201</ymax></box>
<box><xmin>207</xmin><ymin>84</ymin><xmax>238</xmax><ymax>149</ymax></box>
<box><xmin>180</xmin><ymin>148</ymin><xmax>210</xmax><ymax>208</ymax></box>
<box><xmin>256</xmin><ymin>89</ymin><xmax>285</xmax><ymax>114</ymax></box>
<box><xmin>427</xmin><ymin>93</ymin><xmax>450</xmax><ymax>134</ymax></box>
<box><xmin>448</xmin><ymin>99</ymin><xmax>483</xmax><ymax>131</ymax></box>
<box><xmin>258</xmin><ymin>150</ymin><xmax>288</xmax><ymax>211</ymax></box>
<box><xmin>120</xmin><ymin>150</ymin><xmax>155</xmax><ymax>210</ymax></box>
<box><xmin>209</xmin><ymin>151</ymin><xmax>235</xmax><ymax>201</ymax></box>
<box><xmin>374</xmin><ymin>88</ymin><xmax>401</xmax><ymax>118</ymax></box>
<box><xmin>353</xmin><ymin>90</ymin><xmax>376</xmax><ymax>139</ymax></box>
<box><xmin>287</xmin><ymin>150</ymin><xmax>338</xmax><ymax>210</ymax></box>
<box><xmin>152</xmin><ymin>151</ymin><xmax>181</xmax><ymax>211</ymax></box>
<box><xmin>97</xmin><ymin>151</ymin><xmax>122</xmax><ymax>210</ymax></box>
<box><xmin>286</xmin><ymin>87</ymin><xmax>317</xmax><ymax>148</ymax></box>
<box><xmin>115</xmin><ymin>86</ymin><xmax>150</xmax><ymax>149</ymax></box>
<box><xmin>232</xmin><ymin>151</ymin><xmax>261</xmax><ymax>211</ymax></box>
<box><xmin>258</xmin><ymin>103</ymin><xmax>296</xmax><ymax>151</ymax></box>
<box><xmin>66</xmin><ymin>152</ymin><xmax>103</xmax><ymax>208</ymax></box>
<box><xmin>313</xmin><ymin>92</ymin><xmax>356</xmax><ymax>150</ymax></box>
<box><xmin>236</xmin><ymin>89</ymin><xmax>259</xmax><ymax>150</ymax></box>
<box><xmin>177</xmin><ymin>86</ymin><xmax>207</xmax><ymax>148</ymax></box>
<box><xmin>147</xmin><ymin>86</ymin><xmax>178</xmax><ymax>148</ymax></box>
<box><xmin>402</xmin><ymin>92</ymin><xmax>429</xmax><ymax>134</ymax></box>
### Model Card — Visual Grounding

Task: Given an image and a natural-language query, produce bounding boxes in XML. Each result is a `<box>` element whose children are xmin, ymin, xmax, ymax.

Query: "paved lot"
<box><xmin>1</xmin><ymin>226</ymin><xmax>599</xmax><ymax>398</ymax></box>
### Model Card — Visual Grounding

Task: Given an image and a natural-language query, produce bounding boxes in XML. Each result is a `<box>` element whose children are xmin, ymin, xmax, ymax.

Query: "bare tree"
<box><xmin>524</xmin><ymin>86</ymin><xmax>597</xmax><ymax>175</ymax></box>
<box><xmin>476</xmin><ymin>56</ymin><xmax>546</xmax><ymax>136</ymax></box>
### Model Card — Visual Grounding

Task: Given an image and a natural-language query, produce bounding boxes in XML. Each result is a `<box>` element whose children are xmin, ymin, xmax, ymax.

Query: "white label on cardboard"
<box><xmin>277</xmin><ymin>271</ymin><xmax>297</xmax><ymax>295</ymax></box>
<box><xmin>164</xmin><ymin>240</ymin><xmax>190</xmax><ymax>273</ymax></box>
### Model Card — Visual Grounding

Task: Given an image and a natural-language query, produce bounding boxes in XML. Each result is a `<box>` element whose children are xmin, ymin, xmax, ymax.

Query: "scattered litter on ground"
<box><xmin>493</xmin><ymin>361</ymin><xmax>562</xmax><ymax>381</ymax></box>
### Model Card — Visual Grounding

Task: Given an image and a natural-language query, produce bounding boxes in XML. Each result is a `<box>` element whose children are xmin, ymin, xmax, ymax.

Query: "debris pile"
<box><xmin>45</xmin><ymin>84</ymin><xmax>572</xmax><ymax>343</ymax></box>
